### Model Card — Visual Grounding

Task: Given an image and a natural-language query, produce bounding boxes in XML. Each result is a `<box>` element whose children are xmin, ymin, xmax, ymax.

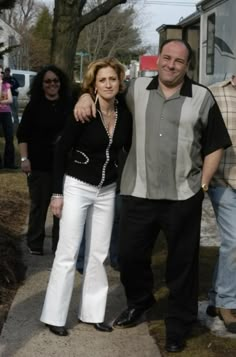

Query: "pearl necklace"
<box><xmin>100</xmin><ymin>105</ymin><xmax>118</xmax><ymax>136</ymax></box>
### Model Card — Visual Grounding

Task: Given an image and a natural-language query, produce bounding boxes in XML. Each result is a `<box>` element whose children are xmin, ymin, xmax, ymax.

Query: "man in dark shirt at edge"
<box><xmin>74</xmin><ymin>40</ymin><xmax>232</xmax><ymax>353</ymax></box>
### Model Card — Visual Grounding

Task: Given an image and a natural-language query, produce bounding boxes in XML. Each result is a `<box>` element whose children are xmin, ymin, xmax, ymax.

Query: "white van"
<box><xmin>11</xmin><ymin>69</ymin><xmax>37</xmax><ymax>110</ymax></box>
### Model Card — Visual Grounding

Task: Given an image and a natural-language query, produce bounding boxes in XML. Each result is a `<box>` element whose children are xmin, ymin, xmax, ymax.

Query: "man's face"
<box><xmin>157</xmin><ymin>41</ymin><xmax>189</xmax><ymax>88</ymax></box>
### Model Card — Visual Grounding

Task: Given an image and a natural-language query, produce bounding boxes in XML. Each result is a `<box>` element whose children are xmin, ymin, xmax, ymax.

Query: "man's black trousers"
<box><xmin>119</xmin><ymin>190</ymin><xmax>204</xmax><ymax>339</ymax></box>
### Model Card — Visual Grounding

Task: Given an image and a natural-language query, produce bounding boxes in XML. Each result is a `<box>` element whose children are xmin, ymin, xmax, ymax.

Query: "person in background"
<box><xmin>40</xmin><ymin>57</ymin><xmax>132</xmax><ymax>337</ymax></box>
<box><xmin>17</xmin><ymin>65</ymin><xmax>71</xmax><ymax>255</ymax></box>
<box><xmin>4</xmin><ymin>67</ymin><xmax>20</xmax><ymax>124</ymax></box>
<box><xmin>205</xmin><ymin>75</ymin><xmax>236</xmax><ymax>333</ymax></box>
<box><xmin>73</xmin><ymin>39</ymin><xmax>231</xmax><ymax>353</ymax></box>
<box><xmin>0</xmin><ymin>71</ymin><xmax>16</xmax><ymax>170</ymax></box>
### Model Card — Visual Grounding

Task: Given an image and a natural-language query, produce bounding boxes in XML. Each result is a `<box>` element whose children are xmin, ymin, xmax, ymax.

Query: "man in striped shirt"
<box><xmin>206</xmin><ymin>77</ymin><xmax>236</xmax><ymax>333</ymax></box>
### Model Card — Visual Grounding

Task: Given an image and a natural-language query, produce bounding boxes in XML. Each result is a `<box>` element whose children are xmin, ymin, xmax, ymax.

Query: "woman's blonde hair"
<box><xmin>82</xmin><ymin>57</ymin><xmax>126</xmax><ymax>99</ymax></box>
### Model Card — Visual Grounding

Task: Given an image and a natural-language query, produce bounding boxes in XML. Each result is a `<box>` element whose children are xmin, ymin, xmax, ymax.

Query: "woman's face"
<box><xmin>42</xmin><ymin>70</ymin><xmax>61</xmax><ymax>99</ymax></box>
<box><xmin>95</xmin><ymin>66</ymin><xmax>120</xmax><ymax>101</ymax></box>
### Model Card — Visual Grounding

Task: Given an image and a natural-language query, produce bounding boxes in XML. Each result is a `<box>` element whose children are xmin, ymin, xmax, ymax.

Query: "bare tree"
<box><xmin>51</xmin><ymin>0</ymin><xmax>128</xmax><ymax>79</ymax></box>
<box><xmin>28</xmin><ymin>5</ymin><xmax>52</xmax><ymax>70</ymax></box>
<box><xmin>77</xmin><ymin>3</ymin><xmax>142</xmax><ymax>62</ymax></box>
<box><xmin>1</xmin><ymin>0</ymin><xmax>46</xmax><ymax>68</ymax></box>
<box><xmin>145</xmin><ymin>45</ymin><xmax>158</xmax><ymax>55</ymax></box>
<box><xmin>1</xmin><ymin>0</ymin><xmax>43</xmax><ymax>32</ymax></box>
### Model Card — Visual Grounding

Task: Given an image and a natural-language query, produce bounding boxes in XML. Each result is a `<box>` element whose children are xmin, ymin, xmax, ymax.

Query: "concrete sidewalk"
<box><xmin>0</xmin><ymin>218</ymin><xmax>161</xmax><ymax>357</ymax></box>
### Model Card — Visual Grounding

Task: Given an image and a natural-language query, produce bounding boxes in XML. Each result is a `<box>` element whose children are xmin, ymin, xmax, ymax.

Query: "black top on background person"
<box><xmin>17</xmin><ymin>65</ymin><xmax>72</xmax><ymax>255</ymax></box>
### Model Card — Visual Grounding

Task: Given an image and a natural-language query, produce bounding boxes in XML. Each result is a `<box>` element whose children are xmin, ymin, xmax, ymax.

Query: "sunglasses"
<box><xmin>43</xmin><ymin>78</ymin><xmax>60</xmax><ymax>84</ymax></box>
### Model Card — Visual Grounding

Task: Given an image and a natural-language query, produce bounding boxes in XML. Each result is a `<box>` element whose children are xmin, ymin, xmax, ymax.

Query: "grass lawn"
<box><xmin>0</xmin><ymin>138</ymin><xmax>29</xmax><ymax>331</ymax></box>
<box><xmin>0</xmin><ymin>137</ymin><xmax>29</xmax><ymax>237</ymax></box>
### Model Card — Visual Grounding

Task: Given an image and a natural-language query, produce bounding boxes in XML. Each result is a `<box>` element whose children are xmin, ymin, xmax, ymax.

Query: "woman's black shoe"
<box><xmin>94</xmin><ymin>323</ymin><xmax>113</xmax><ymax>332</ymax></box>
<box><xmin>46</xmin><ymin>324</ymin><xmax>68</xmax><ymax>336</ymax></box>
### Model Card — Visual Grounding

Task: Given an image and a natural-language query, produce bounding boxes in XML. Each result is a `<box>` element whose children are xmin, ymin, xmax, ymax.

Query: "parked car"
<box><xmin>11</xmin><ymin>69</ymin><xmax>37</xmax><ymax>111</ymax></box>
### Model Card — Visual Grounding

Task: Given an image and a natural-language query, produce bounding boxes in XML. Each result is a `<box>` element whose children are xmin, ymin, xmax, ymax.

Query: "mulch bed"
<box><xmin>0</xmin><ymin>171</ymin><xmax>29</xmax><ymax>333</ymax></box>
<box><xmin>0</xmin><ymin>233</ymin><xmax>27</xmax><ymax>333</ymax></box>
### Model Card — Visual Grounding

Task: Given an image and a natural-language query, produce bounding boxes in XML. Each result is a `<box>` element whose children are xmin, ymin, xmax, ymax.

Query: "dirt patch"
<box><xmin>0</xmin><ymin>285</ymin><xmax>18</xmax><ymax>332</ymax></box>
<box><xmin>0</xmin><ymin>171</ymin><xmax>29</xmax><ymax>333</ymax></box>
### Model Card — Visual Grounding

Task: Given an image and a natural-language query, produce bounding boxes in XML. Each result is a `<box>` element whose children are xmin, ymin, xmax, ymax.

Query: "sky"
<box><xmin>43</xmin><ymin>0</ymin><xmax>198</xmax><ymax>49</ymax></box>
<box><xmin>134</xmin><ymin>0</ymin><xmax>199</xmax><ymax>48</ymax></box>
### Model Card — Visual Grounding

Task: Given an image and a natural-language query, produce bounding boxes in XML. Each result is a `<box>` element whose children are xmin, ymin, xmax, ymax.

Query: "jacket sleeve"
<box><xmin>201</xmin><ymin>97</ymin><xmax>232</xmax><ymax>157</ymax></box>
<box><xmin>124</xmin><ymin>110</ymin><xmax>133</xmax><ymax>153</ymax></box>
<box><xmin>52</xmin><ymin>113</ymin><xmax>83</xmax><ymax>194</ymax></box>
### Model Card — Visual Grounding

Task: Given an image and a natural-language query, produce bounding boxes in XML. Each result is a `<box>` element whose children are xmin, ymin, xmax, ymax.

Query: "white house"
<box><xmin>0</xmin><ymin>16</ymin><xmax>21</xmax><ymax>69</ymax></box>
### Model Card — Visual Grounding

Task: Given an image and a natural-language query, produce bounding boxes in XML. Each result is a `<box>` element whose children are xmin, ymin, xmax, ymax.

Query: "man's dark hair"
<box><xmin>159</xmin><ymin>39</ymin><xmax>193</xmax><ymax>63</ymax></box>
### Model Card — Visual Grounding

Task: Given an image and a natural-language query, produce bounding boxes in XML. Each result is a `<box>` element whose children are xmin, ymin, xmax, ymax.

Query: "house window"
<box><xmin>206</xmin><ymin>14</ymin><xmax>215</xmax><ymax>75</ymax></box>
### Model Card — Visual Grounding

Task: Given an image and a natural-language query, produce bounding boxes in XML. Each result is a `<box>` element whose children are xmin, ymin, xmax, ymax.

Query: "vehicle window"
<box><xmin>13</xmin><ymin>74</ymin><xmax>25</xmax><ymax>87</ymax></box>
<box><xmin>30</xmin><ymin>75</ymin><xmax>35</xmax><ymax>86</ymax></box>
<box><xmin>206</xmin><ymin>14</ymin><xmax>215</xmax><ymax>75</ymax></box>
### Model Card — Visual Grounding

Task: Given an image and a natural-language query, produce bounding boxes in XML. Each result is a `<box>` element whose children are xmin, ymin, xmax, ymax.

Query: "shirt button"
<box><xmin>159</xmin><ymin>133</ymin><xmax>162</xmax><ymax>137</ymax></box>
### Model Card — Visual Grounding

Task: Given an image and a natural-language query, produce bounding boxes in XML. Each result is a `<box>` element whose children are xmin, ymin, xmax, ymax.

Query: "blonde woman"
<box><xmin>40</xmin><ymin>57</ymin><xmax>132</xmax><ymax>336</ymax></box>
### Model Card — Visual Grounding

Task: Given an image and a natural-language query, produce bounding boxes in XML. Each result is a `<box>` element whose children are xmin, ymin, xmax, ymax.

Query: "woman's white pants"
<box><xmin>40</xmin><ymin>176</ymin><xmax>116</xmax><ymax>326</ymax></box>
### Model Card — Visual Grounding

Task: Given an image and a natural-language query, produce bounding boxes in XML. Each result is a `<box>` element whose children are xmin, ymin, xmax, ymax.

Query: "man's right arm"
<box><xmin>73</xmin><ymin>94</ymin><xmax>96</xmax><ymax>122</ymax></box>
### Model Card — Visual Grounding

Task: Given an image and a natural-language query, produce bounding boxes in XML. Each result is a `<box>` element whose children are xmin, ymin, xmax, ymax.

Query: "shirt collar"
<box><xmin>146</xmin><ymin>75</ymin><xmax>193</xmax><ymax>97</ymax></box>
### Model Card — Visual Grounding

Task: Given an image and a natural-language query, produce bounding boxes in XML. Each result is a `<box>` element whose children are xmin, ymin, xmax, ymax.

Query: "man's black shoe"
<box><xmin>46</xmin><ymin>324</ymin><xmax>68</xmax><ymax>336</ymax></box>
<box><xmin>165</xmin><ymin>338</ymin><xmax>186</xmax><ymax>353</ymax></box>
<box><xmin>113</xmin><ymin>307</ymin><xmax>149</xmax><ymax>328</ymax></box>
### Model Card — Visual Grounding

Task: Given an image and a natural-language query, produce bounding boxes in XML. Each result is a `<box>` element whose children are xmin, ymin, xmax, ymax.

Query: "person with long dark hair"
<box><xmin>17</xmin><ymin>65</ymin><xmax>72</xmax><ymax>255</ymax></box>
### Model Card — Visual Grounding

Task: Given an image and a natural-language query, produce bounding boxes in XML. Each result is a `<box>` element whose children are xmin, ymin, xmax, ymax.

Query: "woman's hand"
<box><xmin>51</xmin><ymin>197</ymin><xmax>63</xmax><ymax>218</ymax></box>
<box><xmin>73</xmin><ymin>94</ymin><xmax>96</xmax><ymax>122</ymax></box>
<box><xmin>21</xmin><ymin>159</ymin><xmax>31</xmax><ymax>174</ymax></box>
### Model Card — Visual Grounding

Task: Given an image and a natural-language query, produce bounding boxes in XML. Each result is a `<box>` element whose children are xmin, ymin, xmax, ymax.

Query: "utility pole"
<box><xmin>77</xmin><ymin>51</ymin><xmax>89</xmax><ymax>82</ymax></box>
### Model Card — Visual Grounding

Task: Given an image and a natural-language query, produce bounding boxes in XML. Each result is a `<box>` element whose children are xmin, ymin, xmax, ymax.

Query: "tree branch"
<box><xmin>78</xmin><ymin>0</ymin><xmax>127</xmax><ymax>32</ymax></box>
<box><xmin>78</xmin><ymin>0</ymin><xmax>86</xmax><ymax>15</ymax></box>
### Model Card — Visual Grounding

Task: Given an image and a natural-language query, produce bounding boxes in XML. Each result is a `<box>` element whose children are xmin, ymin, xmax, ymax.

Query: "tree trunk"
<box><xmin>50</xmin><ymin>0</ymin><xmax>127</xmax><ymax>81</ymax></box>
<box><xmin>50</xmin><ymin>0</ymin><xmax>80</xmax><ymax>79</ymax></box>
